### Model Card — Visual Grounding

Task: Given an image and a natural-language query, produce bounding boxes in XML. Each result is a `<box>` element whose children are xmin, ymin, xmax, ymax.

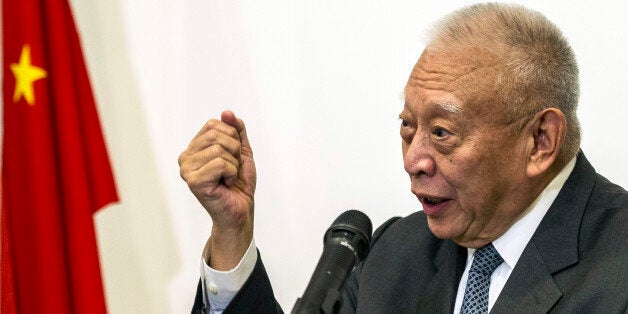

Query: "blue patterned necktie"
<box><xmin>460</xmin><ymin>243</ymin><xmax>504</xmax><ymax>314</ymax></box>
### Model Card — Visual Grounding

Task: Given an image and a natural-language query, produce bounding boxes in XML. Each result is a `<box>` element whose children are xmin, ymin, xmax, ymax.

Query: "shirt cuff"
<box><xmin>199</xmin><ymin>238</ymin><xmax>258</xmax><ymax>312</ymax></box>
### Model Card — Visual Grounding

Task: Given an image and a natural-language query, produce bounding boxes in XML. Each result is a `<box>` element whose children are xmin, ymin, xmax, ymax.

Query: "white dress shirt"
<box><xmin>202</xmin><ymin>157</ymin><xmax>576</xmax><ymax>313</ymax></box>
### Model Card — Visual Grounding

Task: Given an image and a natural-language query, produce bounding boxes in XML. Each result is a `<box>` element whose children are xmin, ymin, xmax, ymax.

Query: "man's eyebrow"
<box><xmin>436</xmin><ymin>102</ymin><xmax>463</xmax><ymax>114</ymax></box>
<box><xmin>401</xmin><ymin>99</ymin><xmax>463</xmax><ymax>114</ymax></box>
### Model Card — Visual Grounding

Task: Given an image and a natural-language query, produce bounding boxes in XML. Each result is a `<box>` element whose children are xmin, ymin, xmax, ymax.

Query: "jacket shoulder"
<box><xmin>341</xmin><ymin>212</ymin><xmax>454</xmax><ymax>313</ymax></box>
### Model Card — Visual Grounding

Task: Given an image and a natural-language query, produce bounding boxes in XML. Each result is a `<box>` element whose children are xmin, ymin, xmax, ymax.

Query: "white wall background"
<box><xmin>29</xmin><ymin>0</ymin><xmax>628</xmax><ymax>312</ymax></box>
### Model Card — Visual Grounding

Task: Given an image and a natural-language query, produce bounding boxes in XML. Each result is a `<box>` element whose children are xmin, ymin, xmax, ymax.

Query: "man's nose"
<box><xmin>403</xmin><ymin>134</ymin><xmax>437</xmax><ymax>177</ymax></box>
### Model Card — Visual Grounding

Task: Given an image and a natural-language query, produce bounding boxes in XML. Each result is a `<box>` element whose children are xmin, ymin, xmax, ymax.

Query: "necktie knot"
<box><xmin>469</xmin><ymin>243</ymin><xmax>504</xmax><ymax>275</ymax></box>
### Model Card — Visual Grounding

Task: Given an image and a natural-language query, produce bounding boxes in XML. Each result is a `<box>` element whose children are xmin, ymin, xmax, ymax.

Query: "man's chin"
<box><xmin>427</xmin><ymin>219</ymin><xmax>495</xmax><ymax>248</ymax></box>
<box><xmin>425</xmin><ymin>216</ymin><xmax>463</xmax><ymax>240</ymax></box>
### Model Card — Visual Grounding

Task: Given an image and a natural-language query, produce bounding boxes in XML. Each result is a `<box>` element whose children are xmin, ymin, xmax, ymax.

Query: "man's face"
<box><xmin>400</xmin><ymin>49</ymin><xmax>534</xmax><ymax>248</ymax></box>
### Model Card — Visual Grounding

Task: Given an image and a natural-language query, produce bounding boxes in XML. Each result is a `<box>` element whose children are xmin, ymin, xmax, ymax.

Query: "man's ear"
<box><xmin>526</xmin><ymin>108</ymin><xmax>566</xmax><ymax>177</ymax></box>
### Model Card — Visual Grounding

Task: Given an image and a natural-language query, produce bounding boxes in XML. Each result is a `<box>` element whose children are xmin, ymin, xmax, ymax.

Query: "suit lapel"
<box><xmin>415</xmin><ymin>242</ymin><xmax>467</xmax><ymax>313</ymax></box>
<box><xmin>491</xmin><ymin>242</ymin><xmax>562</xmax><ymax>313</ymax></box>
<box><xmin>492</xmin><ymin>152</ymin><xmax>597</xmax><ymax>313</ymax></box>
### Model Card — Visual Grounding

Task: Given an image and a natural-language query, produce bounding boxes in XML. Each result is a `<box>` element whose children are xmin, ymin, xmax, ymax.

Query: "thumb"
<box><xmin>221</xmin><ymin>110</ymin><xmax>253</xmax><ymax>154</ymax></box>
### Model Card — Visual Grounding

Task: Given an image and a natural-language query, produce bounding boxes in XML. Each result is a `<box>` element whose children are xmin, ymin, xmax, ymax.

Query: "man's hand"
<box><xmin>179</xmin><ymin>110</ymin><xmax>256</xmax><ymax>270</ymax></box>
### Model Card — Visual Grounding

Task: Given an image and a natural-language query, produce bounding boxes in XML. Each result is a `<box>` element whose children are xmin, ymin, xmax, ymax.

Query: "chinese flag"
<box><xmin>1</xmin><ymin>0</ymin><xmax>118</xmax><ymax>312</ymax></box>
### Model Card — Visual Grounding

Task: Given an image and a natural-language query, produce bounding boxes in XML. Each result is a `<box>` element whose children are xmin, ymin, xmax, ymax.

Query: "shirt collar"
<box><xmin>491</xmin><ymin>156</ymin><xmax>577</xmax><ymax>269</ymax></box>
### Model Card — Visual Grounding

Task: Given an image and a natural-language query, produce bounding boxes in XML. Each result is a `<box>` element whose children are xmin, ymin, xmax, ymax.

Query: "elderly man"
<box><xmin>179</xmin><ymin>3</ymin><xmax>627</xmax><ymax>313</ymax></box>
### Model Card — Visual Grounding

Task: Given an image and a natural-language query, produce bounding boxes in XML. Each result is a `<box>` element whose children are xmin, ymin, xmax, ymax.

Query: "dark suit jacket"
<box><xmin>193</xmin><ymin>153</ymin><xmax>627</xmax><ymax>313</ymax></box>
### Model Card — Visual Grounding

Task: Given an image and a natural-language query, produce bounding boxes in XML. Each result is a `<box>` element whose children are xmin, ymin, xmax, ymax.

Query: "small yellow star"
<box><xmin>10</xmin><ymin>45</ymin><xmax>47</xmax><ymax>105</ymax></box>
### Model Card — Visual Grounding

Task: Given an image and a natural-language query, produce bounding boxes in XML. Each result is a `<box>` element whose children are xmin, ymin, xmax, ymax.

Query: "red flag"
<box><xmin>1</xmin><ymin>0</ymin><xmax>118</xmax><ymax>312</ymax></box>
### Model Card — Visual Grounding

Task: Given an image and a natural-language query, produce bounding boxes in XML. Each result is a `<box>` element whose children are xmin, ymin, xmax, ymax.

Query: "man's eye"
<box><xmin>433</xmin><ymin>127</ymin><xmax>450</xmax><ymax>138</ymax></box>
<box><xmin>399</xmin><ymin>118</ymin><xmax>415</xmax><ymax>142</ymax></box>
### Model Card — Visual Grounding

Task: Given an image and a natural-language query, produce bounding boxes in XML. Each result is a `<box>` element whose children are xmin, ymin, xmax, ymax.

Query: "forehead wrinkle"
<box><xmin>407</xmin><ymin>61</ymin><xmax>459</xmax><ymax>92</ymax></box>
<box><xmin>410</xmin><ymin>48</ymin><xmax>505</xmax><ymax>96</ymax></box>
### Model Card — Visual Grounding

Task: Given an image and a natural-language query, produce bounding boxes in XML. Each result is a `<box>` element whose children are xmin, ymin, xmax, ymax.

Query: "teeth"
<box><xmin>425</xmin><ymin>197</ymin><xmax>443</xmax><ymax>204</ymax></box>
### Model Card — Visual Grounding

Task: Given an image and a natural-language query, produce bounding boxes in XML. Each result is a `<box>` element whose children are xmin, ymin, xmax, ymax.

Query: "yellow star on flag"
<box><xmin>10</xmin><ymin>44</ymin><xmax>47</xmax><ymax>105</ymax></box>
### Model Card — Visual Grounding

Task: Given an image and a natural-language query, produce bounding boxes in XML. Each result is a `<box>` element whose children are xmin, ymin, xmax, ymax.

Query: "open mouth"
<box><xmin>418</xmin><ymin>196</ymin><xmax>451</xmax><ymax>215</ymax></box>
<box><xmin>421</xmin><ymin>197</ymin><xmax>447</xmax><ymax>205</ymax></box>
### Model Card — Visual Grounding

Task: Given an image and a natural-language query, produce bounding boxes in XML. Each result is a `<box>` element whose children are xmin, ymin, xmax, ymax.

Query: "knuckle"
<box><xmin>205</xmin><ymin>119</ymin><xmax>219</xmax><ymax>129</ymax></box>
<box><xmin>229</xmin><ymin>128</ymin><xmax>239</xmax><ymax>139</ymax></box>
<box><xmin>224</xmin><ymin>138</ymin><xmax>239</xmax><ymax>155</ymax></box>
<box><xmin>179</xmin><ymin>164</ymin><xmax>194</xmax><ymax>182</ymax></box>
<box><xmin>203</xmin><ymin>129</ymin><xmax>220</xmax><ymax>145</ymax></box>
<box><xmin>221</xmin><ymin>160</ymin><xmax>231</xmax><ymax>172</ymax></box>
<box><xmin>215</xmin><ymin>158</ymin><xmax>232</xmax><ymax>174</ymax></box>
<box><xmin>182</xmin><ymin>170</ymin><xmax>196</xmax><ymax>185</ymax></box>
<box><xmin>208</xmin><ymin>144</ymin><xmax>223</xmax><ymax>156</ymax></box>
<box><xmin>222</xmin><ymin>125</ymin><xmax>238</xmax><ymax>139</ymax></box>
<box><xmin>180</xmin><ymin>168</ymin><xmax>189</xmax><ymax>181</ymax></box>
<box><xmin>205</xmin><ymin>130</ymin><xmax>218</xmax><ymax>143</ymax></box>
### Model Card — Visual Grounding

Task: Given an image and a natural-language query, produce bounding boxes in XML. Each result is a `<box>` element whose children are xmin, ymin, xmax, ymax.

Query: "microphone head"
<box><xmin>292</xmin><ymin>210</ymin><xmax>373</xmax><ymax>313</ymax></box>
<box><xmin>324</xmin><ymin>209</ymin><xmax>372</xmax><ymax>261</ymax></box>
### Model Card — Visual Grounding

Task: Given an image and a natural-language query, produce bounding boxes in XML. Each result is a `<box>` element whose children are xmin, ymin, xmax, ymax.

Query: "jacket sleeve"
<box><xmin>191</xmin><ymin>250</ymin><xmax>283</xmax><ymax>314</ymax></box>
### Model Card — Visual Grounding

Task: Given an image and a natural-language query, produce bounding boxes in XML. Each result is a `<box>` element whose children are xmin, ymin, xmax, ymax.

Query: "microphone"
<box><xmin>292</xmin><ymin>210</ymin><xmax>372</xmax><ymax>314</ymax></box>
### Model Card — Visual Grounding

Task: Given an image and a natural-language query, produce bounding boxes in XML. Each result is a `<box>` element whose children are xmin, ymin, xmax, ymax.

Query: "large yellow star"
<box><xmin>10</xmin><ymin>45</ymin><xmax>47</xmax><ymax>105</ymax></box>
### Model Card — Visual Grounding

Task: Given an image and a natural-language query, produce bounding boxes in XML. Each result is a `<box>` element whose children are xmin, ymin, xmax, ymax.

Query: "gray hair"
<box><xmin>426</xmin><ymin>3</ymin><xmax>581</xmax><ymax>162</ymax></box>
